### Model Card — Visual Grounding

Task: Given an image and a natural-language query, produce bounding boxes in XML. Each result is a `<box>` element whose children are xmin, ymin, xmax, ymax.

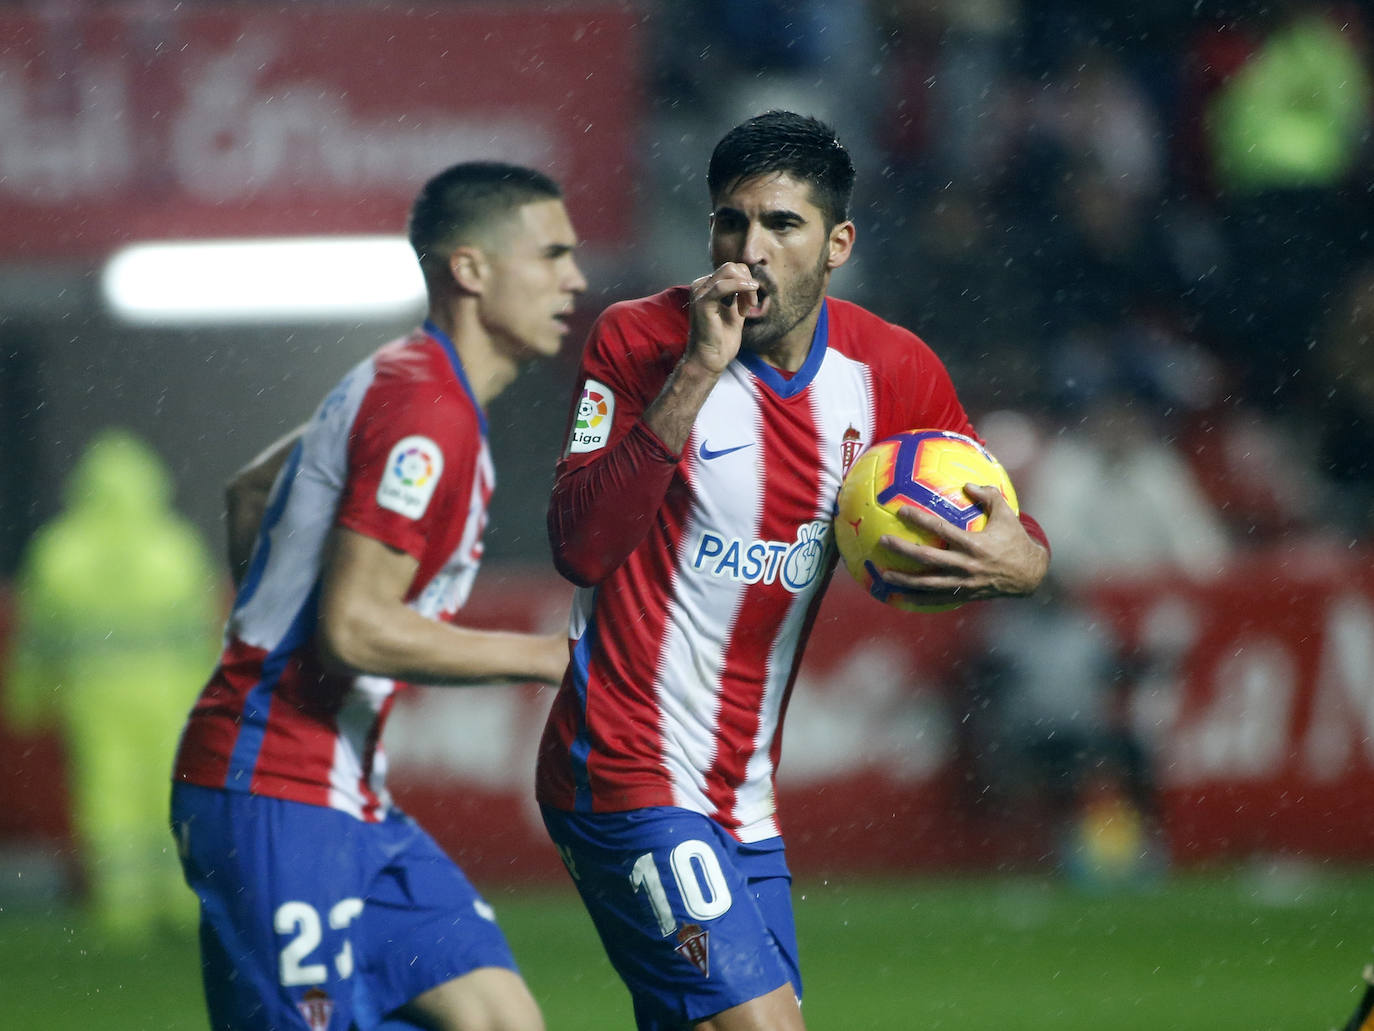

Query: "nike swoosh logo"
<box><xmin>697</xmin><ymin>440</ymin><xmax>755</xmax><ymax>461</ymax></box>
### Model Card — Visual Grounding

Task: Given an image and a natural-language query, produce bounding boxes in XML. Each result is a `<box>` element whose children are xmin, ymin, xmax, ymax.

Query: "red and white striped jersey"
<box><xmin>536</xmin><ymin>289</ymin><xmax>979</xmax><ymax>842</ymax></box>
<box><xmin>174</xmin><ymin>322</ymin><xmax>494</xmax><ymax>822</ymax></box>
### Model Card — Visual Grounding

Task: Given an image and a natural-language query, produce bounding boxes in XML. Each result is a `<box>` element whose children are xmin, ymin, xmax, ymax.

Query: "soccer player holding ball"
<box><xmin>538</xmin><ymin>111</ymin><xmax>1050</xmax><ymax>1030</ymax></box>
<box><xmin>172</xmin><ymin>163</ymin><xmax>586</xmax><ymax>1031</ymax></box>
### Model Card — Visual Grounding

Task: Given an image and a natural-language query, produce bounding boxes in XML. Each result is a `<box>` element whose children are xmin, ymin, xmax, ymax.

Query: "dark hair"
<box><xmin>408</xmin><ymin>161</ymin><xmax>562</xmax><ymax>273</ymax></box>
<box><xmin>707</xmin><ymin>110</ymin><xmax>855</xmax><ymax>226</ymax></box>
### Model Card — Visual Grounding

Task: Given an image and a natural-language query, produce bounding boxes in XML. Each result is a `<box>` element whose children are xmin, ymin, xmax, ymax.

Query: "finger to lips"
<box><xmin>734</xmin><ymin>285</ymin><xmax>759</xmax><ymax>315</ymax></box>
<box><xmin>717</xmin><ymin>270</ymin><xmax>758</xmax><ymax>307</ymax></box>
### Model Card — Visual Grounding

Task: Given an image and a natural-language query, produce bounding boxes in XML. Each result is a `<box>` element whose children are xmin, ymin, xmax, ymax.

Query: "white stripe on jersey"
<box><xmin>232</xmin><ymin>362</ymin><xmax>371</xmax><ymax>652</ymax></box>
<box><xmin>809</xmin><ymin>348</ymin><xmax>878</xmax><ymax>512</ymax></box>
<box><xmin>328</xmin><ymin>674</ymin><xmax>394</xmax><ymax>818</ymax></box>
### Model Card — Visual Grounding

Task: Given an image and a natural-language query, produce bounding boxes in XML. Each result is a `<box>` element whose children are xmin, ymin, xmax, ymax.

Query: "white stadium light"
<box><xmin>101</xmin><ymin>236</ymin><xmax>427</xmax><ymax>325</ymax></box>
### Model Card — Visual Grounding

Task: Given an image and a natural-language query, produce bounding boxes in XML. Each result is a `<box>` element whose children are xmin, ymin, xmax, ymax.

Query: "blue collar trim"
<box><xmin>735</xmin><ymin>300</ymin><xmax>829</xmax><ymax>398</ymax></box>
<box><xmin>423</xmin><ymin>319</ymin><xmax>488</xmax><ymax>437</ymax></box>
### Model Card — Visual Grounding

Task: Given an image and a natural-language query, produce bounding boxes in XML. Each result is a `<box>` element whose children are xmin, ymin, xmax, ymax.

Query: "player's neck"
<box><xmin>749</xmin><ymin>298</ymin><xmax>824</xmax><ymax>373</ymax></box>
<box><xmin>428</xmin><ymin>306</ymin><xmax>517</xmax><ymax>408</ymax></box>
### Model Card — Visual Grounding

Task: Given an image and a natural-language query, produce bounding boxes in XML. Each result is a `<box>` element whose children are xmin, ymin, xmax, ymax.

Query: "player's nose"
<box><xmin>738</xmin><ymin>222</ymin><xmax>769</xmax><ymax>266</ymax></box>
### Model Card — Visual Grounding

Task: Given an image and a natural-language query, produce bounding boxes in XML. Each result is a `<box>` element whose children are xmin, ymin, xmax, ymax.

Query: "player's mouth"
<box><xmin>744</xmin><ymin>284</ymin><xmax>770</xmax><ymax>320</ymax></box>
<box><xmin>553</xmin><ymin>309</ymin><xmax>575</xmax><ymax>333</ymax></box>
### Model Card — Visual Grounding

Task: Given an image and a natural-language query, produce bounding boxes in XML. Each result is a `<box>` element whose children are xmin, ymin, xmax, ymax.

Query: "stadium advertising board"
<box><xmin>0</xmin><ymin>5</ymin><xmax>640</xmax><ymax>258</ymax></box>
<box><xmin>387</xmin><ymin>556</ymin><xmax>1374</xmax><ymax>880</ymax></box>
<box><xmin>1087</xmin><ymin>554</ymin><xmax>1374</xmax><ymax>864</ymax></box>
<box><xmin>3</xmin><ymin>560</ymin><xmax>1371</xmax><ymax>882</ymax></box>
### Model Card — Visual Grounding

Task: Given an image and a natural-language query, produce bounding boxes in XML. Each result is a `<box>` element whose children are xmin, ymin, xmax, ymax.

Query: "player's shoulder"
<box><xmin>592</xmin><ymin>287</ymin><xmax>690</xmax><ymax>347</ymax></box>
<box><xmin>601</xmin><ymin>285</ymin><xmax>690</xmax><ymax>321</ymax></box>
<box><xmin>370</xmin><ymin>327</ymin><xmax>449</xmax><ymax>383</ymax></box>
<box><xmin>349</xmin><ymin>329</ymin><xmax>482</xmax><ymax>449</ymax></box>
<box><xmin>824</xmin><ymin>298</ymin><xmax>934</xmax><ymax>360</ymax></box>
<box><xmin>818</xmin><ymin>298</ymin><xmax>950</xmax><ymax>384</ymax></box>
<box><xmin>367</xmin><ymin>329</ymin><xmax>476</xmax><ymax>412</ymax></box>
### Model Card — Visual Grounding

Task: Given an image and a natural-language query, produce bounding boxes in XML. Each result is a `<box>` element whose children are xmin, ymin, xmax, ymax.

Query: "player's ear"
<box><xmin>826</xmin><ymin>220</ymin><xmax>855</xmax><ymax>271</ymax></box>
<box><xmin>449</xmin><ymin>246</ymin><xmax>488</xmax><ymax>295</ymax></box>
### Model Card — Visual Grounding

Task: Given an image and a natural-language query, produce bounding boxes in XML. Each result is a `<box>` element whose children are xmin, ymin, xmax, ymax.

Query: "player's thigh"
<box><xmin>173</xmin><ymin>785</ymin><xmax>526</xmax><ymax>1031</ymax></box>
<box><xmin>172</xmin><ymin>783</ymin><xmax>376</xmax><ymax>1030</ymax></box>
<box><xmin>694</xmin><ymin>983</ymin><xmax>805</xmax><ymax>1031</ymax></box>
<box><xmin>543</xmin><ymin>806</ymin><xmax>796</xmax><ymax>1029</ymax></box>
<box><xmin>392</xmin><ymin>966</ymin><xmax>543</xmax><ymax>1031</ymax></box>
<box><xmin>353</xmin><ymin>815</ymin><xmax>528</xmax><ymax>1029</ymax></box>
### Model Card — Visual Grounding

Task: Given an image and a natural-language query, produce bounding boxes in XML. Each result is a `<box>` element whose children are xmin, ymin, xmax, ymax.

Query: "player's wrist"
<box><xmin>677</xmin><ymin>351</ymin><xmax>728</xmax><ymax>384</ymax></box>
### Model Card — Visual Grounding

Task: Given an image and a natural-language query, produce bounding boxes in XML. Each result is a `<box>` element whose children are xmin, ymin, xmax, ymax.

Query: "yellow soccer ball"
<box><xmin>834</xmin><ymin>429</ymin><xmax>1019</xmax><ymax>612</ymax></box>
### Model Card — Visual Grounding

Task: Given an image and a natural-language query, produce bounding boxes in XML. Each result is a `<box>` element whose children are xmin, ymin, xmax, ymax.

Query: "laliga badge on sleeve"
<box><xmin>567</xmin><ymin>378</ymin><xmax>615</xmax><ymax>455</ymax></box>
<box><xmin>377</xmin><ymin>435</ymin><xmax>444</xmax><ymax>519</ymax></box>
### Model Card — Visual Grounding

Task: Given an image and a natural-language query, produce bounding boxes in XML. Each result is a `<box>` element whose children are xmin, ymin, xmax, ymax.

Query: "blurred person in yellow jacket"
<box><xmin>4</xmin><ymin>428</ymin><xmax>221</xmax><ymax>942</ymax></box>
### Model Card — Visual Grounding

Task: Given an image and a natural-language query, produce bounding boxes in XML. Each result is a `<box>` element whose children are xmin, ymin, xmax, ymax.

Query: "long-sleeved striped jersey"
<box><xmin>536</xmin><ymin>290</ymin><xmax>1041</xmax><ymax>842</ymax></box>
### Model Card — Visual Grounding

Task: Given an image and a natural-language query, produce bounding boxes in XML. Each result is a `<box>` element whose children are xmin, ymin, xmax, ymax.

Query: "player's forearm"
<box><xmin>317</xmin><ymin>600</ymin><xmax>567</xmax><ymax>686</ymax></box>
<box><xmin>641</xmin><ymin>354</ymin><xmax>721</xmax><ymax>454</ymax></box>
<box><xmin>548</xmin><ymin>420</ymin><xmax>680</xmax><ymax>586</ymax></box>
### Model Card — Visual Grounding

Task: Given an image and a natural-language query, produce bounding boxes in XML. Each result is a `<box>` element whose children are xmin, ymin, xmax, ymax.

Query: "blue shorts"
<box><xmin>171</xmin><ymin>782</ymin><xmax>518</xmax><ymax>1031</ymax></box>
<box><xmin>542</xmin><ymin>805</ymin><xmax>800</xmax><ymax>1030</ymax></box>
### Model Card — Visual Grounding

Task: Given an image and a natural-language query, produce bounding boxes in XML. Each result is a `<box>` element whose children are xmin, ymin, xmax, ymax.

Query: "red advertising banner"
<box><xmin>3</xmin><ymin>552</ymin><xmax>1372</xmax><ymax>883</ymax></box>
<box><xmin>0</xmin><ymin>5</ymin><xmax>641</xmax><ymax>259</ymax></box>
<box><xmin>383</xmin><ymin>552</ymin><xmax>1374</xmax><ymax>881</ymax></box>
<box><xmin>1086</xmin><ymin>550</ymin><xmax>1374</xmax><ymax>864</ymax></box>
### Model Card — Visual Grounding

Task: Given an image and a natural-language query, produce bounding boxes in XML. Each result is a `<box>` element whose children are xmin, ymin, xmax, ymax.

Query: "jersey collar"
<box><xmin>423</xmin><ymin>318</ymin><xmax>488</xmax><ymax>437</ymax></box>
<box><xmin>735</xmin><ymin>299</ymin><xmax>829</xmax><ymax>399</ymax></box>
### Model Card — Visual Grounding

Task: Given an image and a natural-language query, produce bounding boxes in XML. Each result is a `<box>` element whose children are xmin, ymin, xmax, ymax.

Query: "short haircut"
<box><xmin>408</xmin><ymin>161</ymin><xmax>563</xmax><ymax>275</ymax></box>
<box><xmin>707</xmin><ymin>110</ymin><xmax>855</xmax><ymax>226</ymax></box>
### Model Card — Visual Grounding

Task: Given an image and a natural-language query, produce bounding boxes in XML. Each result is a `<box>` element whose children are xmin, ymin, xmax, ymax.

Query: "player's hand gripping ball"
<box><xmin>834</xmin><ymin>429</ymin><xmax>1019</xmax><ymax>612</ymax></box>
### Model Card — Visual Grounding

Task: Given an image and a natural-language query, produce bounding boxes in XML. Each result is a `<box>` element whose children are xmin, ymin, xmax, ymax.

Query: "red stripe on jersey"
<box><xmin>580</xmin><ymin>473</ymin><xmax>695</xmax><ymax>809</ymax></box>
<box><xmin>534</xmin><ymin>686</ymin><xmax>582</xmax><ymax>810</ymax></box>
<box><xmin>248</xmin><ymin>655</ymin><xmax>341</xmax><ymax>809</ymax></box>
<box><xmin>768</xmin><ymin>564</ymin><xmax>832</xmax><ymax>800</ymax></box>
<box><xmin>704</xmin><ymin>387</ymin><xmax>823</xmax><ymax>829</ymax></box>
<box><xmin>173</xmin><ymin>638</ymin><xmax>269</xmax><ymax>788</ymax></box>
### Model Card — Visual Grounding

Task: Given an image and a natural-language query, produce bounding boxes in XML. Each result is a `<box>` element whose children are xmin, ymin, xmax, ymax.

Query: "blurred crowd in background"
<box><xmin>646</xmin><ymin>0</ymin><xmax>1373</xmax><ymax>562</ymax></box>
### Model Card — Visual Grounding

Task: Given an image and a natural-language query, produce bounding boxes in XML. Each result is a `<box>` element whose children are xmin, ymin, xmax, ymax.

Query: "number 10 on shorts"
<box><xmin>629</xmin><ymin>839</ymin><xmax>733</xmax><ymax>936</ymax></box>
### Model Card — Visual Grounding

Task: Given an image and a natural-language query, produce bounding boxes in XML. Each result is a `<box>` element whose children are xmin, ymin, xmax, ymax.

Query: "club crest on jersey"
<box><xmin>840</xmin><ymin>424</ymin><xmax>864</xmax><ymax>478</ymax></box>
<box><xmin>377</xmin><ymin>434</ymin><xmax>444</xmax><ymax>519</ymax></box>
<box><xmin>568</xmin><ymin>378</ymin><xmax>615</xmax><ymax>454</ymax></box>
<box><xmin>675</xmin><ymin>923</ymin><xmax>710</xmax><ymax>977</ymax></box>
<box><xmin>297</xmin><ymin>988</ymin><xmax>333</xmax><ymax>1031</ymax></box>
<box><xmin>691</xmin><ymin>519</ymin><xmax>829</xmax><ymax>593</ymax></box>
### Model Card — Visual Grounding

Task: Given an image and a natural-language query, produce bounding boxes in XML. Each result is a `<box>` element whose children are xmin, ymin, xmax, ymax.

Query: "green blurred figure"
<box><xmin>4</xmin><ymin>429</ymin><xmax>222</xmax><ymax>942</ymax></box>
<box><xmin>1206</xmin><ymin>5</ymin><xmax>1371</xmax><ymax>196</ymax></box>
<box><xmin>1209</xmin><ymin>4</ymin><xmax>1368</xmax><ymax>195</ymax></box>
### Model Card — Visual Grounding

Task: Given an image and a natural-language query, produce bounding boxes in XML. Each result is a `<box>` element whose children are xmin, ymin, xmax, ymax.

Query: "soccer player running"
<box><xmin>536</xmin><ymin>111</ymin><xmax>1051</xmax><ymax>1030</ymax></box>
<box><xmin>171</xmin><ymin>162</ymin><xmax>586</xmax><ymax>1031</ymax></box>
